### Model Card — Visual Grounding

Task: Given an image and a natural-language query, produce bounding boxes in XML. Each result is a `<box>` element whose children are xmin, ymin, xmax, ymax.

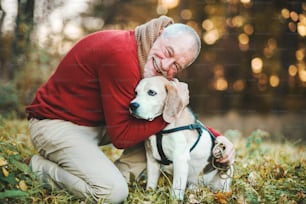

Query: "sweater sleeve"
<box><xmin>207</xmin><ymin>126</ymin><xmax>221</xmax><ymax>137</ymax></box>
<box><xmin>98</xmin><ymin>52</ymin><xmax>167</xmax><ymax>149</ymax></box>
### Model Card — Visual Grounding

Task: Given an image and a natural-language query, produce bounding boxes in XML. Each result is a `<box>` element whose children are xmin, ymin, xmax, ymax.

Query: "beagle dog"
<box><xmin>129</xmin><ymin>76</ymin><xmax>233</xmax><ymax>200</ymax></box>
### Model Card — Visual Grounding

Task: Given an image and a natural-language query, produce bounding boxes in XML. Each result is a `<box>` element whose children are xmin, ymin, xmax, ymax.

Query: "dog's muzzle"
<box><xmin>129</xmin><ymin>102</ymin><xmax>139</xmax><ymax>112</ymax></box>
<box><xmin>129</xmin><ymin>102</ymin><xmax>154</xmax><ymax>121</ymax></box>
<box><xmin>129</xmin><ymin>102</ymin><xmax>140</xmax><ymax>117</ymax></box>
<box><xmin>129</xmin><ymin>102</ymin><xmax>144</xmax><ymax>119</ymax></box>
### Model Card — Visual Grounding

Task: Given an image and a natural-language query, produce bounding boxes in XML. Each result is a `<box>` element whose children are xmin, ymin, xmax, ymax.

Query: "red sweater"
<box><xmin>26</xmin><ymin>30</ymin><xmax>220</xmax><ymax>149</ymax></box>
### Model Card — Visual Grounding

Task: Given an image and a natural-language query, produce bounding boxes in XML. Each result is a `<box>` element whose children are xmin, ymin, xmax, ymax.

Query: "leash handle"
<box><xmin>213</xmin><ymin>142</ymin><xmax>225</xmax><ymax>159</ymax></box>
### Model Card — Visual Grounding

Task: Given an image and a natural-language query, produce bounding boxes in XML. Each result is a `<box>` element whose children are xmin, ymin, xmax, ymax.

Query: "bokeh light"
<box><xmin>203</xmin><ymin>29</ymin><xmax>219</xmax><ymax>45</ymax></box>
<box><xmin>238</xmin><ymin>33</ymin><xmax>249</xmax><ymax>45</ymax></box>
<box><xmin>288</xmin><ymin>65</ymin><xmax>298</xmax><ymax>76</ymax></box>
<box><xmin>202</xmin><ymin>19</ymin><xmax>214</xmax><ymax>31</ymax></box>
<box><xmin>215</xmin><ymin>78</ymin><xmax>228</xmax><ymax>91</ymax></box>
<box><xmin>297</xmin><ymin>22</ymin><xmax>306</xmax><ymax>37</ymax></box>
<box><xmin>157</xmin><ymin>0</ymin><xmax>180</xmax><ymax>14</ymax></box>
<box><xmin>159</xmin><ymin>0</ymin><xmax>179</xmax><ymax>9</ymax></box>
<box><xmin>297</xmin><ymin>14</ymin><xmax>306</xmax><ymax>37</ymax></box>
<box><xmin>181</xmin><ymin>9</ymin><xmax>192</xmax><ymax>20</ymax></box>
<box><xmin>298</xmin><ymin>68</ymin><xmax>306</xmax><ymax>82</ymax></box>
<box><xmin>269</xmin><ymin>75</ymin><xmax>280</xmax><ymax>87</ymax></box>
<box><xmin>288</xmin><ymin>22</ymin><xmax>297</xmax><ymax>32</ymax></box>
<box><xmin>232</xmin><ymin>16</ymin><xmax>244</xmax><ymax>27</ymax></box>
<box><xmin>63</xmin><ymin>22</ymin><xmax>84</xmax><ymax>40</ymax></box>
<box><xmin>243</xmin><ymin>24</ymin><xmax>254</xmax><ymax>35</ymax></box>
<box><xmin>251</xmin><ymin>57</ymin><xmax>263</xmax><ymax>74</ymax></box>
<box><xmin>298</xmin><ymin>63</ymin><xmax>306</xmax><ymax>82</ymax></box>
<box><xmin>290</xmin><ymin>11</ymin><xmax>299</xmax><ymax>22</ymax></box>
<box><xmin>239</xmin><ymin>33</ymin><xmax>249</xmax><ymax>51</ymax></box>
<box><xmin>240</xmin><ymin>0</ymin><xmax>251</xmax><ymax>4</ymax></box>
<box><xmin>233</xmin><ymin>80</ymin><xmax>245</xmax><ymax>91</ymax></box>
<box><xmin>296</xmin><ymin>49</ymin><xmax>305</xmax><ymax>61</ymax></box>
<box><xmin>281</xmin><ymin>8</ymin><xmax>290</xmax><ymax>19</ymax></box>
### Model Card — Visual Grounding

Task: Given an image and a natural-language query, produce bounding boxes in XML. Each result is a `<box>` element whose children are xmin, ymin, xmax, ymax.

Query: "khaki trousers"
<box><xmin>29</xmin><ymin>118</ymin><xmax>147</xmax><ymax>203</ymax></box>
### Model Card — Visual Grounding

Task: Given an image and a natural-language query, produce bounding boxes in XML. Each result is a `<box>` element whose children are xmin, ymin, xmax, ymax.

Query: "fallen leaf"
<box><xmin>19</xmin><ymin>180</ymin><xmax>28</xmax><ymax>191</ymax></box>
<box><xmin>0</xmin><ymin>157</ymin><xmax>8</xmax><ymax>166</ymax></box>
<box><xmin>2</xmin><ymin>167</ymin><xmax>9</xmax><ymax>177</ymax></box>
<box><xmin>6</xmin><ymin>149</ymin><xmax>17</xmax><ymax>156</ymax></box>
<box><xmin>214</xmin><ymin>191</ymin><xmax>232</xmax><ymax>204</ymax></box>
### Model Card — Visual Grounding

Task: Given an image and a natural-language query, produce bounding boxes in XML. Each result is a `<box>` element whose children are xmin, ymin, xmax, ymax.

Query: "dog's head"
<box><xmin>129</xmin><ymin>76</ymin><xmax>189</xmax><ymax>123</ymax></box>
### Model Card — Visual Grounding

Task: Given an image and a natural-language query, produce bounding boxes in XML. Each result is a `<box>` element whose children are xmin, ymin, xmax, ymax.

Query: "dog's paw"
<box><xmin>172</xmin><ymin>189</ymin><xmax>185</xmax><ymax>201</ymax></box>
<box><xmin>187</xmin><ymin>183</ymin><xmax>198</xmax><ymax>191</ymax></box>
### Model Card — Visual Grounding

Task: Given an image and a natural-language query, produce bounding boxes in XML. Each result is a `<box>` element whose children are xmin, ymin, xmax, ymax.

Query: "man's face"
<box><xmin>143</xmin><ymin>34</ymin><xmax>196</xmax><ymax>79</ymax></box>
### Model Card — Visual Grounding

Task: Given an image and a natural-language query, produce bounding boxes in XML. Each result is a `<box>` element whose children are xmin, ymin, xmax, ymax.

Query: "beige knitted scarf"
<box><xmin>134</xmin><ymin>16</ymin><xmax>174</xmax><ymax>77</ymax></box>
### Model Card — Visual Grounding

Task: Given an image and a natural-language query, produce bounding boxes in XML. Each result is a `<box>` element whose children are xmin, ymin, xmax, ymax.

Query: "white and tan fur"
<box><xmin>129</xmin><ymin>76</ymin><xmax>232</xmax><ymax>200</ymax></box>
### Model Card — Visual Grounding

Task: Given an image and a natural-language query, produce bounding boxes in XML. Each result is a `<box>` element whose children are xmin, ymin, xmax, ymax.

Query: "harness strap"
<box><xmin>156</xmin><ymin>121</ymin><xmax>216</xmax><ymax>165</ymax></box>
<box><xmin>156</xmin><ymin>132</ymin><xmax>172</xmax><ymax>165</ymax></box>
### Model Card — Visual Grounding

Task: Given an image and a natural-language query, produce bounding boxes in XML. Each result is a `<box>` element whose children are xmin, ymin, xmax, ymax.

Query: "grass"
<box><xmin>0</xmin><ymin>117</ymin><xmax>305</xmax><ymax>203</ymax></box>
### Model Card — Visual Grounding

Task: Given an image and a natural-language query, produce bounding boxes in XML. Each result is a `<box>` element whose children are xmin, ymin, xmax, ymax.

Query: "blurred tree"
<box><xmin>0</xmin><ymin>0</ymin><xmax>34</xmax><ymax>81</ymax></box>
<box><xmin>0</xmin><ymin>0</ymin><xmax>305</xmax><ymax>118</ymax></box>
<box><xmin>0</xmin><ymin>0</ymin><xmax>18</xmax><ymax>80</ymax></box>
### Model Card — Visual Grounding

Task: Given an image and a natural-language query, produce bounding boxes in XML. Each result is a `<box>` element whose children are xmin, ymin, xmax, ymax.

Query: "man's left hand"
<box><xmin>214</xmin><ymin>136</ymin><xmax>235</xmax><ymax>165</ymax></box>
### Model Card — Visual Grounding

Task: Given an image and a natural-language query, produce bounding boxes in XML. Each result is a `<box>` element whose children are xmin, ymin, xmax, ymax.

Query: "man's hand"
<box><xmin>213</xmin><ymin>136</ymin><xmax>235</xmax><ymax>165</ymax></box>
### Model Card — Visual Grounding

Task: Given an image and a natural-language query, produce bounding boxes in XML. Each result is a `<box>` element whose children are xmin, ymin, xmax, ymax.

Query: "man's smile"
<box><xmin>152</xmin><ymin>57</ymin><xmax>161</xmax><ymax>74</ymax></box>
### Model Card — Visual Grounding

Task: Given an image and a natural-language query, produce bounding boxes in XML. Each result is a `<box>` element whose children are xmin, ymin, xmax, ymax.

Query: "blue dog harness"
<box><xmin>155</xmin><ymin>119</ymin><xmax>216</xmax><ymax>165</ymax></box>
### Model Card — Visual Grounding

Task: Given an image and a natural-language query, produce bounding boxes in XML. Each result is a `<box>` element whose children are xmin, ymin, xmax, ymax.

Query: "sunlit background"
<box><xmin>0</xmin><ymin>0</ymin><xmax>305</xmax><ymax>142</ymax></box>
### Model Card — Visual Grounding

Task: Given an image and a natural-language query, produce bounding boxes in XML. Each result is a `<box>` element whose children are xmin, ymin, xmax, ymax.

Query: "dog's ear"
<box><xmin>173</xmin><ymin>80</ymin><xmax>189</xmax><ymax>107</ymax></box>
<box><xmin>163</xmin><ymin>81</ymin><xmax>189</xmax><ymax>123</ymax></box>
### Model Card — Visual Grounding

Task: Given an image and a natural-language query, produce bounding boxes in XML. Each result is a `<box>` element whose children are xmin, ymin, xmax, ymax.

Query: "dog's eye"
<box><xmin>147</xmin><ymin>89</ymin><xmax>157</xmax><ymax>96</ymax></box>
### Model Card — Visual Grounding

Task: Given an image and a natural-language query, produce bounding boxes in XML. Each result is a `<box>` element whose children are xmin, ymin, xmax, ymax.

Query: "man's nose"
<box><xmin>161</xmin><ymin>58</ymin><xmax>175</xmax><ymax>70</ymax></box>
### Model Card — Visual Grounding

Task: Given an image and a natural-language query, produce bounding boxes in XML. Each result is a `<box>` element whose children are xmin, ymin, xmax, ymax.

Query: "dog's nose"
<box><xmin>129</xmin><ymin>102</ymin><xmax>140</xmax><ymax>111</ymax></box>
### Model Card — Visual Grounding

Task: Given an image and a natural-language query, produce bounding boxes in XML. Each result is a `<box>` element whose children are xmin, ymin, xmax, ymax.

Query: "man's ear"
<box><xmin>162</xmin><ymin>83</ymin><xmax>185</xmax><ymax>123</ymax></box>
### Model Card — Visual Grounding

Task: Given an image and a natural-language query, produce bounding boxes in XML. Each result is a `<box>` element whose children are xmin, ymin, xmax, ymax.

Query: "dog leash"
<box><xmin>194</xmin><ymin>120</ymin><xmax>233</xmax><ymax>176</ymax></box>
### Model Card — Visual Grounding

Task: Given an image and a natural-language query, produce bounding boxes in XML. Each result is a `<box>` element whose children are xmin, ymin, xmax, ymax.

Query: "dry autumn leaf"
<box><xmin>2</xmin><ymin>166</ymin><xmax>9</xmax><ymax>177</ymax></box>
<box><xmin>0</xmin><ymin>157</ymin><xmax>8</xmax><ymax>166</ymax></box>
<box><xmin>6</xmin><ymin>149</ymin><xmax>18</xmax><ymax>155</ymax></box>
<box><xmin>19</xmin><ymin>180</ymin><xmax>28</xmax><ymax>191</ymax></box>
<box><xmin>214</xmin><ymin>191</ymin><xmax>232</xmax><ymax>204</ymax></box>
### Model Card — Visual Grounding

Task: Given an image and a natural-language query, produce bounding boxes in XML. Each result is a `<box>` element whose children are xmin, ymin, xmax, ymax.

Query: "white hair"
<box><xmin>160</xmin><ymin>23</ymin><xmax>201</xmax><ymax>66</ymax></box>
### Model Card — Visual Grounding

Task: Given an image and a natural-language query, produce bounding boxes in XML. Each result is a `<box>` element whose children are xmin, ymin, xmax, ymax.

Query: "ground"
<box><xmin>0</xmin><ymin>118</ymin><xmax>305</xmax><ymax>203</ymax></box>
